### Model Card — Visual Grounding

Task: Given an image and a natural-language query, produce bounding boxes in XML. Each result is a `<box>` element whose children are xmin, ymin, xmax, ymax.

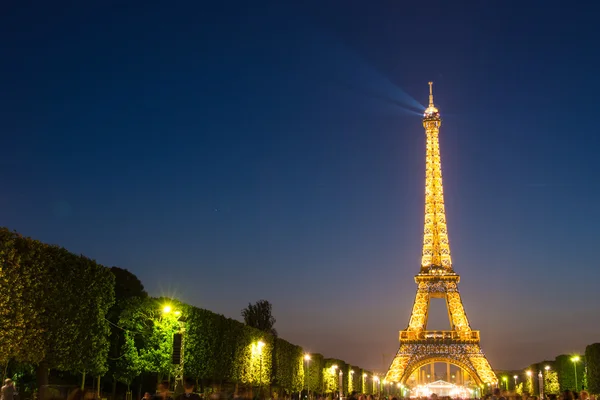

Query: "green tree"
<box><xmin>360</xmin><ymin>370</ymin><xmax>373</xmax><ymax>395</ymax></box>
<box><xmin>106</xmin><ymin>267</ymin><xmax>147</xmax><ymax>397</ymax></box>
<box><xmin>585</xmin><ymin>343</ymin><xmax>600</xmax><ymax>394</ymax></box>
<box><xmin>348</xmin><ymin>366</ymin><xmax>360</xmax><ymax>394</ymax></box>
<box><xmin>118</xmin><ymin>297</ymin><xmax>182</xmax><ymax>382</ymax></box>
<box><xmin>556</xmin><ymin>354</ymin><xmax>586</xmax><ymax>391</ymax></box>
<box><xmin>0</xmin><ymin>229</ymin><xmax>46</xmax><ymax>365</ymax></box>
<box><xmin>184</xmin><ymin>307</ymin><xmax>238</xmax><ymax>382</ymax></box>
<box><xmin>114</xmin><ymin>332</ymin><xmax>142</xmax><ymax>390</ymax></box>
<box><xmin>307</xmin><ymin>353</ymin><xmax>324</xmax><ymax>396</ymax></box>
<box><xmin>323</xmin><ymin>359</ymin><xmax>346</xmax><ymax>394</ymax></box>
<box><xmin>516</xmin><ymin>382</ymin><xmax>524</xmax><ymax>395</ymax></box>
<box><xmin>272</xmin><ymin>338</ymin><xmax>303</xmax><ymax>393</ymax></box>
<box><xmin>545</xmin><ymin>369</ymin><xmax>560</xmax><ymax>395</ymax></box>
<box><xmin>110</xmin><ymin>267</ymin><xmax>148</xmax><ymax>305</ymax></box>
<box><xmin>0</xmin><ymin>229</ymin><xmax>114</xmax><ymax>397</ymax></box>
<box><xmin>241</xmin><ymin>300</ymin><xmax>277</xmax><ymax>336</ymax></box>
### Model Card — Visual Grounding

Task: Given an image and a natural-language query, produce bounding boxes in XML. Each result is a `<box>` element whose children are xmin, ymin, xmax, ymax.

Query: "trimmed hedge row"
<box><xmin>505</xmin><ymin>344</ymin><xmax>600</xmax><ymax>396</ymax></box>
<box><xmin>1</xmin><ymin>228</ymin><xmax>376</xmax><ymax>398</ymax></box>
<box><xmin>117</xmin><ymin>297</ymin><xmax>374</xmax><ymax>395</ymax></box>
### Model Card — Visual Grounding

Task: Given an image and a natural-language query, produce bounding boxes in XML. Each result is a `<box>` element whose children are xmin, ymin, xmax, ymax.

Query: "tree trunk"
<box><xmin>36</xmin><ymin>361</ymin><xmax>49</xmax><ymax>400</ymax></box>
<box><xmin>2</xmin><ymin>361</ymin><xmax>9</xmax><ymax>384</ymax></box>
<box><xmin>112</xmin><ymin>377</ymin><xmax>117</xmax><ymax>400</ymax></box>
<box><xmin>81</xmin><ymin>371</ymin><xmax>87</xmax><ymax>390</ymax></box>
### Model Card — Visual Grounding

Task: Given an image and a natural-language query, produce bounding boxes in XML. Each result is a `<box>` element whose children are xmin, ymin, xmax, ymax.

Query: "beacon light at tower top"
<box><xmin>423</xmin><ymin>81</ymin><xmax>440</xmax><ymax>118</ymax></box>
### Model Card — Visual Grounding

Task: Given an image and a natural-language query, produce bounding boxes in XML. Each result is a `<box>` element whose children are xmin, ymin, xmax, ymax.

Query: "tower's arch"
<box><xmin>403</xmin><ymin>358</ymin><xmax>481</xmax><ymax>386</ymax></box>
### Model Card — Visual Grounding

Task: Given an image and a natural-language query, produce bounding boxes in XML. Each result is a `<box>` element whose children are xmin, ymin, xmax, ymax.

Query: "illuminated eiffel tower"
<box><xmin>385</xmin><ymin>83</ymin><xmax>497</xmax><ymax>387</ymax></box>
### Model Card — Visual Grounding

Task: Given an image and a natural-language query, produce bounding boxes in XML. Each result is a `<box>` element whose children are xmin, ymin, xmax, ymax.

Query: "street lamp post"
<box><xmin>374</xmin><ymin>376</ymin><xmax>379</xmax><ymax>397</ymax></box>
<box><xmin>257</xmin><ymin>341</ymin><xmax>265</xmax><ymax>399</ymax></box>
<box><xmin>163</xmin><ymin>305</ymin><xmax>185</xmax><ymax>394</ymax></box>
<box><xmin>502</xmin><ymin>376</ymin><xmax>508</xmax><ymax>391</ymax></box>
<box><xmin>330</xmin><ymin>365</ymin><xmax>338</xmax><ymax>398</ymax></box>
<box><xmin>542</xmin><ymin>365</ymin><xmax>551</xmax><ymax>399</ymax></box>
<box><xmin>304</xmin><ymin>354</ymin><xmax>311</xmax><ymax>400</ymax></box>
<box><xmin>339</xmin><ymin>371</ymin><xmax>343</xmax><ymax>400</ymax></box>
<box><xmin>363</xmin><ymin>374</ymin><xmax>367</xmax><ymax>394</ymax></box>
<box><xmin>571</xmin><ymin>356</ymin><xmax>580</xmax><ymax>391</ymax></box>
<box><xmin>513</xmin><ymin>375</ymin><xmax>518</xmax><ymax>391</ymax></box>
<box><xmin>538</xmin><ymin>371</ymin><xmax>544</xmax><ymax>400</ymax></box>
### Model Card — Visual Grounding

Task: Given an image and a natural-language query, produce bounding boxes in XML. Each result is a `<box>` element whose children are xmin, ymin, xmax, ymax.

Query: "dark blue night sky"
<box><xmin>2</xmin><ymin>1</ymin><xmax>600</xmax><ymax>370</ymax></box>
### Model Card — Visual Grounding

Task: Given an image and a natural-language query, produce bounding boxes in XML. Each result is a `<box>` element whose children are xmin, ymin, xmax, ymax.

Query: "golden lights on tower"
<box><xmin>385</xmin><ymin>83</ymin><xmax>497</xmax><ymax>387</ymax></box>
<box><xmin>421</xmin><ymin>81</ymin><xmax>452</xmax><ymax>272</ymax></box>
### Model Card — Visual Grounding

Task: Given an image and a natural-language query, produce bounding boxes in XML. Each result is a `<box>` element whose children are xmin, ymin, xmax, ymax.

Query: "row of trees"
<box><xmin>0</xmin><ymin>228</ymin><xmax>115</xmax><ymax>398</ymax></box>
<box><xmin>497</xmin><ymin>344</ymin><xmax>600</xmax><ymax>396</ymax></box>
<box><xmin>116</xmin><ymin>297</ymin><xmax>379</xmax><ymax>397</ymax></box>
<box><xmin>0</xmin><ymin>228</ymin><xmax>378</xmax><ymax>399</ymax></box>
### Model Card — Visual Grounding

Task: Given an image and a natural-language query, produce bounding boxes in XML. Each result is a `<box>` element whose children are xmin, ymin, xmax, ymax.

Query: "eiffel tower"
<box><xmin>385</xmin><ymin>83</ymin><xmax>497</xmax><ymax>387</ymax></box>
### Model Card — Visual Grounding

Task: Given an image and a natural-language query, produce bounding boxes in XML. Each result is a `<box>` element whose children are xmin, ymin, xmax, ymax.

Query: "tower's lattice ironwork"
<box><xmin>385</xmin><ymin>83</ymin><xmax>497</xmax><ymax>386</ymax></box>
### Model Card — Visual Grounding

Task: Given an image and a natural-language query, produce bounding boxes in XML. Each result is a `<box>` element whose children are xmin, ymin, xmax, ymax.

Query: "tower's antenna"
<box><xmin>428</xmin><ymin>81</ymin><xmax>434</xmax><ymax>107</ymax></box>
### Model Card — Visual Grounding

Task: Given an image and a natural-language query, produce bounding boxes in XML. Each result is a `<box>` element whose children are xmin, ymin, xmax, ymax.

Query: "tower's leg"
<box><xmin>447</xmin><ymin>363</ymin><xmax>451</xmax><ymax>382</ymax></box>
<box><xmin>430</xmin><ymin>363</ymin><xmax>435</xmax><ymax>380</ymax></box>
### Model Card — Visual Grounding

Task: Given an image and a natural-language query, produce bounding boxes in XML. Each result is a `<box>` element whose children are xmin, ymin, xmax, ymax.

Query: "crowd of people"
<box><xmin>2</xmin><ymin>378</ymin><xmax>598</xmax><ymax>400</ymax></box>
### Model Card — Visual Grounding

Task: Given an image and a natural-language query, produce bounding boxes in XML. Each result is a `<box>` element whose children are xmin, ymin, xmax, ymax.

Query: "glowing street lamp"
<box><xmin>338</xmin><ymin>371</ymin><xmax>343</xmax><ymax>400</ymax></box>
<box><xmin>540</xmin><ymin>365</ymin><xmax>550</xmax><ymax>400</ymax></box>
<box><xmin>571</xmin><ymin>356</ymin><xmax>580</xmax><ymax>391</ymax></box>
<box><xmin>502</xmin><ymin>376</ymin><xmax>508</xmax><ymax>390</ymax></box>
<box><xmin>538</xmin><ymin>370</ymin><xmax>544</xmax><ymax>400</ymax></box>
<box><xmin>374</xmin><ymin>376</ymin><xmax>379</xmax><ymax>395</ymax></box>
<box><xmin>304</xmin><ymin>354</ymin><xmax>311</xmax><ymax>400</ymax></box>
<box><xmin>257</xmin><ymin>341</ymin><xmax>266</xmax><ymax>398</ymax></box>
<box><xmin>162</xmin><ymin>305</ymin><xmax>172</xmax><ymax>314</ymax></box>
<box><xmin>513</xmin><ymin>375</ymin><xmax>518</xmax><ymax>389</ymax></box>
